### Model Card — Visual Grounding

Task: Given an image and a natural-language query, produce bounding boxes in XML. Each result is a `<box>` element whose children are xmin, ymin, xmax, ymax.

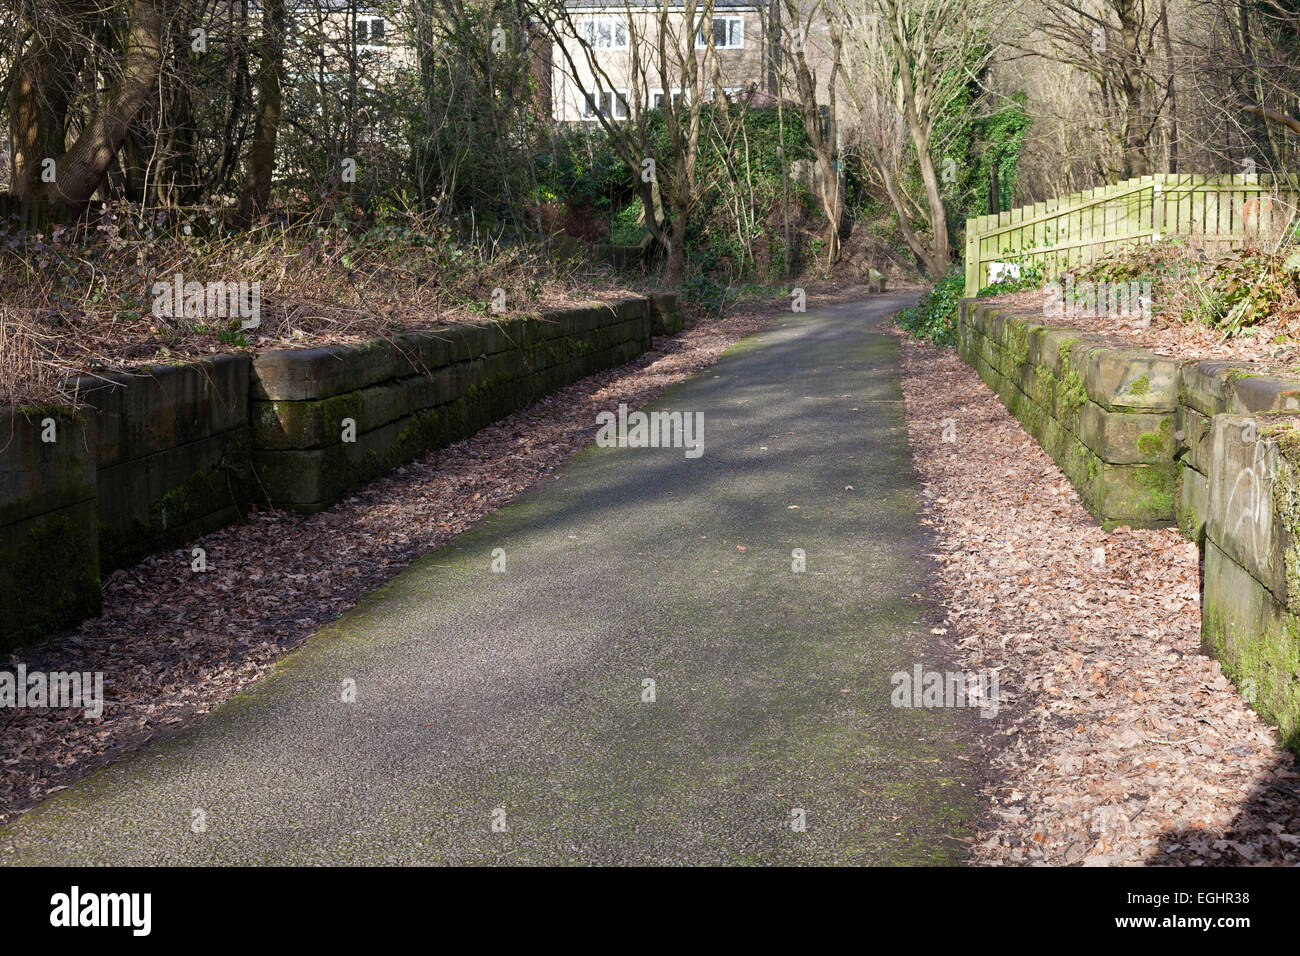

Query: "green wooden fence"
<box><xmin>963</xmin><ymin>173</ymin><xmax>1300</xmax><ymax>297</ymax></box>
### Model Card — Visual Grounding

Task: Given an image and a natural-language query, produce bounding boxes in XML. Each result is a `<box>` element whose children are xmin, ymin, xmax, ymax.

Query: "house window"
<box><xmin>581</xmin><ymin>16</ymin><xmax>629</xmax><ymax>49</ymax></box>
<box><xmin>651</xmin><ymin>89</ymin><xmax>688</xmax><ymax>109</ymax></box>
<box><xmin>582</xmin><ymin>89</ymin><xmax>629</xmax><ymax>120</ymax></box>
<box><xmin>357</xmin><ymin>16</ymin><xmax>386</xmax><ymax>45</ymax></box>
<box><xmin>697</xmin><ymin>16</ymin><xmax>743</xmax><ymax>49</ymax></box>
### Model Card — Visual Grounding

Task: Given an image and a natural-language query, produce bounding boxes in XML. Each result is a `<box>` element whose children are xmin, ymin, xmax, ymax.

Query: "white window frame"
<box><xmin>580</xmin><ymin>88</ymin><xmax>630</xmax><ymax>121</ymax></box>
<box><xmin>650</xmin><ymin>88</ymin><xmax>688</xmax><ymax>109</ymax></box>
<box><xmin>356</xmin><ymin>14</ymin><xmax>387</xmax><ymax>49</ymax></box>
<box><xmin>696</xmin><ymin>15</ymin><xmax>744</xmax><ymax>49</ymax></box>
<box><xmin>580</xmin><ymin>15</ymin><xmax>630</xmax><ymax>49</ymax></box>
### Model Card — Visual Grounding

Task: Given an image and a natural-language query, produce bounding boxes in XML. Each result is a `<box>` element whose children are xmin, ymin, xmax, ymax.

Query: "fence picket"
<box><xmin>962</xmin><ymin>172</ymin><xmax>1300</xmax><ymax>295</ymax></box>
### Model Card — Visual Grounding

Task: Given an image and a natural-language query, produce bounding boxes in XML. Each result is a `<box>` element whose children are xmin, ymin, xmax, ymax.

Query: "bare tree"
<box><xmin>774</xmin><ymin>0</ymin><xmax>845</xmax><ymax>263</ymax></box>
<box><xmin>531</xmin><ymin>0</ymin><xmax>726</xmax><ymax>285</ymax></box>
<box><xmin>241</xmin><ymin>0</ymin><xmax>288</xmax><ymax>218</ymax></box>
<box><xmin>1024</xmin><ymin>0</ymin><xmax>1166</xmax><ymax>181</ymax></box>
<box><xmin>11</xmin><ymin>0</ymin><xmax>165</xmax><ymax>209</ymax></box>
<box><xmin>844</xmin><ymin>0</ymin><xmax>994</xmax><ymax>276</ymax></box>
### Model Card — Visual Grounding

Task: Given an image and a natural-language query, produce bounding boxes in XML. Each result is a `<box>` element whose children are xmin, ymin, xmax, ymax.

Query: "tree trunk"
<box><xmin>914</xmin><ymin>147</ymin><xmax>949</xmax><ymax>276</ymax></box>
<box><xmin>1160</xmin><ymin>0</ymin><xmax>1177</xmax><ymax>174</ymax></box>
<box><xmin>887</xmin><ymin>3</ymin><xmax>949</xmax><ymax>277</ymax></box>
<box><xmin>664</xmin><ymin>215</ymin><xmax>686</xmax><ymax>287</ymax></box>
<box><xmin>1118</xmin><ymin>13</ymin><xmax>1150</xmax><ymax>177</ymax></box>
<box><xmin>240</xmin><ymin>0</ymin><xmax>287</xmax><ymax>219</ymax></box>
<box><xmin>786</xmin><ymin>0</ymin><xmax>843</xmax><ymax>265</ymax></box>
<box><xmin>30</xmin><ymin>0</ymin><xmax>164</xmax><ymax>208</ymax></box>
<box><xmin>876</xmin><ymin>153</ymin><xmax>938</xmax><ymax>276</ymax></box>
<box><xmin>10</xmin><ymin>7</ymin><xmax>81</xmax><ymax>201</ymax></box>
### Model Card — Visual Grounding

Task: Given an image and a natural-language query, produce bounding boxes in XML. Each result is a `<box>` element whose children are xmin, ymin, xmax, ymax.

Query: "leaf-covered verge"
<box><xmin>897</xmin><ymin>332</ymin><xmax>1300</xmax><ymax>865</ymax></box>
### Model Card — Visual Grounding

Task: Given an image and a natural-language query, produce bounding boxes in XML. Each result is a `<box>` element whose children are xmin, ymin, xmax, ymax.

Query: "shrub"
<box><xmin>896</xmin><ymin>271</ymin><xmax>965</xmax><ymax>346</ymax></box>
<box><xmin>976</xmin><ymin>262</ymin><xmax>1043</xmax><ymax>296</ymax></box>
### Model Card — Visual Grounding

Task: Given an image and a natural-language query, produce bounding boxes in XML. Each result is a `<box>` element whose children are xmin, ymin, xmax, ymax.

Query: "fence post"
<box><xmin>1152</xmin><ymin>178</ymin><xmax>1163</xmax><ymax>242</ymax></box>
<box><xmin>965</xmin><ymin>217</ymin><xmax>979</xmax><ymax>296</ymax></box>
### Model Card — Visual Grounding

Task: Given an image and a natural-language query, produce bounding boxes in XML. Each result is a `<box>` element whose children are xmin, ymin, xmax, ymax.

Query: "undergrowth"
<box><xmin>1077</xmin><ymin>239</ymin><xmax>1300</xmax><ymax>340</ymax></box>
<box><xmin>897</xmin><ymin>265</ymin><xmax>1042</xmax><ymax>346</ymax></box>
<box><xmin>0</xmin><ymin>204</ymin><xmax>636</xmax><ymax>407</ymax></box>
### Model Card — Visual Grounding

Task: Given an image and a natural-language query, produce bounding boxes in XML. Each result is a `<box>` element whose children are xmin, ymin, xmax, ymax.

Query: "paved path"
<box><xmin>1</xmin><ymin>296</ymin><xmax>982</xmax><ymax>865</ymax></box>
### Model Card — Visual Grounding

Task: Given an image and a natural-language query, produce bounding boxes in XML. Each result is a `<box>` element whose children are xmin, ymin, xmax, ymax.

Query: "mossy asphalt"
<box><xmin>0</xmin><ymin>296</ymin><xmax>984</xmax><ymax>865</ymax></box>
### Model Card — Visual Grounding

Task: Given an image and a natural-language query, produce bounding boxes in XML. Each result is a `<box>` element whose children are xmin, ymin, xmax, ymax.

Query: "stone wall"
<box><xmin>249</xmin><ymin>299</ymin><xmax>659</xmax><ymax>511</ymax></box>
<box><xmin>0</xmin><ymin>296</ymin><xmax>678</xmax><ymax>648</ymax></box>
<box><xmin>957</xmin><ymin>298</ymin><xmax>1300</xmax><ymax>749</ymax></box>
<box><xmin>75</xmin><ymin>356</ymin><xmax>254</xmax><ymax>571</ymax></box>
<box><xmin>0</xmin><ymin>410</ymin><xmax>100</xmax><ymax>650</ymax></box>
<box><xmin>956</xmin><ymin>301</ymin><xmax>1178</xmax><ymax>529</ymax></box>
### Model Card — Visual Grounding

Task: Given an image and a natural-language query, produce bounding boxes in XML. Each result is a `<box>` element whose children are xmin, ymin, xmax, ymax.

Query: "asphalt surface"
<box><xmin>1</xmin><ymin>295</ymin><xmax>983</xmax><ymax>865</ymax></box>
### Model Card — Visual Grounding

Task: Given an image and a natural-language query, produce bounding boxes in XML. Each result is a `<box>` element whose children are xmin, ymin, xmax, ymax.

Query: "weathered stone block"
<box><xmin>251</xmin><ymin>340</ymin><xmax>405</xmax><ymax>402</ymax></box>
<box><xmin>0</xmin><ymin>498</ymin><xmax>100</xmax><ymax>651</ymax></box>
<box><xmin>1092</xmin><ymin>460</ymin><xmax>1177</xmax><ymax>528</ymax></box>
<box><xmin>73</xmin><ymin>355</ymin><xmax>248</xmax><ymax>468</ymax></box>
<box><xmin>0</xmin><ymin>409</ymin><xmax>96</xmax><ymax>530</ymax></box>
<box><xmin>1179</xmin><ymin>360</ymin><xmax>1237</xmax><ymax>417</ymax></box>
<box><xmin>650</xmin><ymin>292</ymin><xmax>684</xmax><ymax>335</ymax></box>
<box><xmin>97</xmin><ymin>426</ymin><xmax>252</xmax><ymax>571</ymax></box>
<box><xmin>1078</xmin><ymin>347</ymin><xmax>1178</xmax><ymax>413</ymax></box>
<box><xmin>1039</xmin><ymin>328</ymin><xmax>1092</xmax><ymax>378</ymax></box>
<box><xmin>1077</xmin><ymin>403</ymin><xmax>1175</xmax><ymax>464</ymax></box>
<box><xmin>1178</xmin><ymin>464</ymin><xmax>1209</xmax><ymax>545</ymax></box>
<box><xmin>1203</xmin><ymin>539</ymin><xmax>1300</xmax><ymax>750</ymax></box>
<box><xmin>1227</xmin><ymin>371</ymin><xmax>1300</xmax><ymax>417</ymax></box>
<box><xmin>1204</xmin><ymin>414</ymin><xmax>1290</xmax><ymax>607</ymax></box>
<box><xmin>1175</xmin><ymin>404</ymin><xmax>1214</xmax><ymax>474</ymax></box>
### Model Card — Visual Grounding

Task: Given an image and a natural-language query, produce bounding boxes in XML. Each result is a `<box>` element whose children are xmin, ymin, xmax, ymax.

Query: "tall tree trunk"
<box><xmin>1118</xmin><ymin>9</ymin><xmax>1150</xmax><ymax>177</ymax></box>
<box><xmin>1160</xmin><ymin>0</ymin><xmax>1177</xmax><ymax>174</ymax></box>
<box><xmin>10</xmin><ymin>33</ymin><xmax>69</xmax><ymax>200</ymax></box>
<box><xmin>1239</xmin><ymin>1</ymin><xmax>1280</xmax><ymax>168</ymax></box>
<box><xmin>10</xmin><ymin>3</ymin><xmax>86</xmax><ymax>202</ymax></box>
<box><xmin>240</xmin><ymin>0</ymin><xmax>287</xmax><ymax>219</ymax></box>
<box><xmin>786</xmin><ymin>0</ymin><xmax>844</xmax><ymax>264</ymax></box>
<box><xmin>25</xmin><ymin>0</ymin><xmax>164</xmax><ymax>208</ymax></box>
<box><xmin>664</xmin><ymin>214</ymin><xmax>687</xmax><ymax>287</ymax></box>
<box><xmin>895</xmin><ymin>70</ymin><xmax>948</xmax><ymax>275</ymax></box>
<box><xmin>885</xmin><ymin>0</ymin><xmax>948</xmax><ymax>276</ymax></box>
<box><xmin>914</xmin><ymin>147</ymin><xmax>949</xmax><ymax>274</ymax></box>
<box><xmin>875</xmin><ymin>149</ymin><xmax>938</xmax><ymax>276</ymax></box>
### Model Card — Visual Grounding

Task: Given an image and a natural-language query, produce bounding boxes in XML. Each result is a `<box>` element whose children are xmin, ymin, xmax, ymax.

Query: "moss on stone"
<box><xmin>99</xmin><ymin>428</ymin><xmax>252</xmax><ymax>571</ymax></box>
<box><xmin>1137</xmin><ymin>418</ymin><xmax>1174</xmax><ymax>457</ymax></box>
<box><xmin>1203</xmin><ymin>591</ymin><xmax>1300</xmax><ymax>752</ymax></box>
<box><xmin>1059</xmin><ymin>367</ymin><xmax>1088</xmax><ymax>421</ymax></box>
<box><xmin>0</xmin><ymin>504</ymin><xmax>101</xmax><ymax>650</ymax></box>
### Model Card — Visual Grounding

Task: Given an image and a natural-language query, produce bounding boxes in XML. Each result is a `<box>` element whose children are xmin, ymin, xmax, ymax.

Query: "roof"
<box><xmin>563</xmin><ymin>1</ymin><xmax>761</xmax><ymax>9</ymax></box>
